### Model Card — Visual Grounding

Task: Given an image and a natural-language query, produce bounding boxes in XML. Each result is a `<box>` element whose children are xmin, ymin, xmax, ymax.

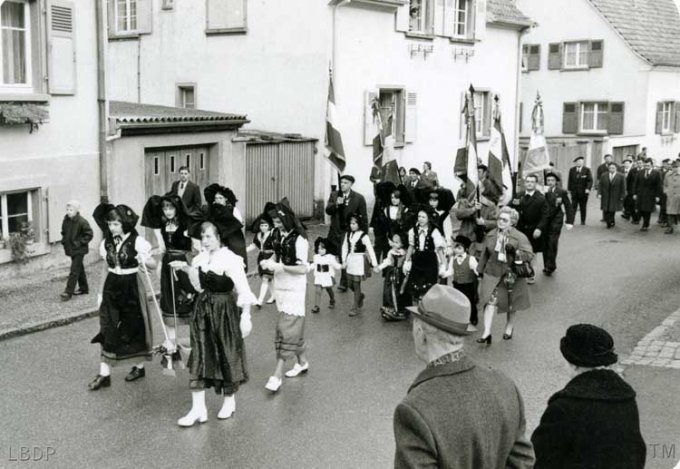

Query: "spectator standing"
<box><xmin>663</xmin><ymin>160</ymin><xmax>680</xmax><ymax>234</ymax></box>
<box><xmin>60</xmin><ymin>200</ymin><xmax>94</xmax><ymax>301</ymax></box>
<box><xmin>421</xmin><ymin>161</ymin><xmax>439</xmax><ymax>188</ymax></box>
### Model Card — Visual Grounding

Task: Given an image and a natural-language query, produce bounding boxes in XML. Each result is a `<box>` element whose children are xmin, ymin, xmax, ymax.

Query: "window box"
<box><xmin>0</xmin><ymin>102</ymin><xmax>49</xmax><ymax>131</ymax></box>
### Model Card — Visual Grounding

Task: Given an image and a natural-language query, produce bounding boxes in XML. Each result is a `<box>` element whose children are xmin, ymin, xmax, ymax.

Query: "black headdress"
<box><xmin>92</xmin><ymin>203</ymin><xmax>139</xmax><ymax>236</ymax></box>
<box><xmin>204</xmin><ymin>183</ymin><xmax>238</xmax><ymax>206</ymax></box>
<box><xmin>188</xmin><ymin>204</ymin><xmax>243</xmax><ymax>240</ymax></box>
<box><xmin>425</xmin><ymin>188</ymin><xmax>456</xmax><ymax>213</ymax></box>
<box><xmin>267</xmin><ymin>198</ymin><xmax>307</xmax><ymax>239</ymax></box>
<box><xmin>141</xmin><ymin>192</ymin><xmax>190</xmax><ymax>229</ymax></box>
<box><xmin>314</xmin><ymin>236</ymin><xmax>338</xmax><ymax>256</ymax></box>
<box><xmin>249</xmin><ymin>202</ymin><xmax>276</xmax><ymax>234</ymax></box>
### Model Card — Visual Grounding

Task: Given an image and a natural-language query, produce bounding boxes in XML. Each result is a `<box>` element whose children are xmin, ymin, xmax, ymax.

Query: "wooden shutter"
<box><xmin>589</xmin><ymin>40</ymin><xmax>603</xmax><ymax>68</ymax></box>
<box><xmin>474</xmin><ymin>0</ymin><xmax>486</xmax><ymax>40</ymax></box>
<box><xmin>395</xmin><ymin>2</ymin><xmax>410</xmax><ymax>32</ymax></box>
<box><xmin>434</xmin><ymin>0</ymin><xmax>445</xmax><ymax>36</ymax></box>
<box><xmin>48</xmin><ymin>1</ymin><xmax>76</xmax><ymax>95</ymax></box>
<box><xmin>598</xmin><ymin>101</ymin><xmax>610</xmax><ymax>131</ymax></box>
<box><xmin>655</xmin><ymin>102</ymin><xmax>663</xmax><ymax>134</ymax></box>
<box><xmin>137</xmin><ymin>0</ymin><xmax>153</xmax><ymax>34</ymax></box>
<box><xmin>563</xmin><ymin>102</ymin><xmax>578</xmax><ymax>134</ymax></box>
<box><xmin>674</xmin><ymin>102</ymin><xmax>680</xmax><ymax>133</ymax></box>
<box><xmin>548</xmin><ymin>43</ymin><xmax>562</xmax><ymax>70</ymax></box>
<box><xmin>443</xmin><ymin>0</ymin><xmax>455</xmax><ymax>37</ymax></box>
<box><xmin>364</xmin><ymin>90</ymin><xmax>379</xmax><ymax>146</ymax></box>
<box><xmin>405</xmin><ymin>92</ymin><xmax>417</xmax><ymax>143</ymax></box>
<box><xmin>608</xmin><ymin>102</ymin><xmax>624</xmax><ymax>135</ymax></box>
<box><xmin>528</xmin><ymin>45</ymin><xmax>540</xmax><ymax>71</ymax></box>
<box><xmin>482</xmin><ymin>93</ymin><xmax>491</xmax><ymax>137</ymax></box>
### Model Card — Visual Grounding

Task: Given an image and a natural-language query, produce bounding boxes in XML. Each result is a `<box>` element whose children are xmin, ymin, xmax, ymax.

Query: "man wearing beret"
<box><xmin>326</xmin><ymin>175</ymin><xmax>367</xmax><ymax>291</ymax></box>
<box><xmin>567</xmin><ymin>156</ymin><xmax>593</xmax><ymax>225</ymax></box>
<box><xmin>532</xmin><ymin>324</ymin><xmax>646</xmax><ymax>468</ymax></box>
<box><xmin>393</xmin><ymin>285</ymin><xmax>535</xmax><ymax>468</ymax></box>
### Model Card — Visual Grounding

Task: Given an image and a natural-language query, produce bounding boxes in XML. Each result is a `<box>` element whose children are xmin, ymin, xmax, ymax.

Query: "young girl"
<box><xmin>374</xmin><ymin>232</ymin><xmax>409</xmax><ymax>321</ymax></box>
<box><xmin>246</xmin><ymin>204</ymin><xmax>277</xmax><ymax>307</ymax></box>
<box><xmin>341</xmin><ymin>213</ymin><xmax>378</xmax><ymax>317</ymax></box>
<box><xmin>403</xmin><ymin>205</ymin><xmax>446</xmax><ymax>302</ymax></box>
<box><xmin>88</xmin><ymin>204</ymin><xmax>156</xmax><ymax>390</ymax></box>
<box><xmin>445</xmin><ymin>235</ymin><xmax>479</xmax><ymax>326</ymax></box>
<box><xmin>308</xmin><ymin>237</ymin><xmax>342</xmax><ymax>313</ymax></box>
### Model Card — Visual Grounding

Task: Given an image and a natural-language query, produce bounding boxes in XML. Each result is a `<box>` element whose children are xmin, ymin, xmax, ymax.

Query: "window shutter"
<box><xmin>474</xmin><ymin>0</ymin><xmax>486</xmax><ymax>40</ymax></box>
<box><xmin>608</xmin><ymin>102</ymin><xmax>624</xmax><ymax>135</ymax></box>
<box><xmin>482</xmin><ymin>93</ymin><xmax>491</xmax><ymax>137</ymax></box>
<box><xmin>598</xmin><ymin>101</ymin><xmax>610</xmax><ymax>131</ymax></box>
<box><xmin>48</xmin><ymin>1</ymin><xmax>76</xmax><ymax>95</ymax></box>
<box><xmin>674</xmin><ymin>102</ymin><xmax>680</xmax><ymax>133</ymax></box>
<box><xmin>106</xmin><ymin>0</ymin><xmax>115</xmax><ymax>36</ymax></box>
<box><xmin>137</xmin><ymin>0</ymin><xmax>153</xmax><ymax>34</ymax></box>
<box><xmin>405</xmin><ymin>92</ymin><xmax>417</xmax><ymax>143</ymax></box>
<box><xmin>548</xmin><ymin>43</ymin><xmax>562</xmax><ymax>70</ymax></box>
<box><xmin>443</xmin><ymin>0</ymin><xmax>455</xmax><ymax>37</ymax></box>
<box><xmin>395</xmin><ymin>2</ymin><xmax>410</xmax><ymax>32</ymax></box>
<box><xmin>364</xmin><ymin>90</ymin><xmax>379</xmax><ymax>146</ymax></box>
<box><xmin>207</xmin><ymin>0</ymin><xmax>246</xmax><ymax>30</ymax></box>
<box><xmin>528</xmin><ymin>45</ymin><xmax>540</xmax><ymax>71</ymax></box>
<box><xmin>589</xmin><ymin>40</ymin><xmax>603</xmax><ymax>68</ymax></box>
<box><xmin>562</xmin><ymin>102</ymin><xmax>578</xmax><ymax>134</ymax></box>
<box><xmin>655</xmin><ymin>102</ymin><xmax>663</xmax><ymax>135</ymax></box>
<box><xmin>433</xmin><ymin>0</ymin><xmax>445</xmax><ymax>36</ymax></box>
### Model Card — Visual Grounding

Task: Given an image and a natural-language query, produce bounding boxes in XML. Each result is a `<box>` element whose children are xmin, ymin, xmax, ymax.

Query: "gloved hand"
<box><xmin>240</xmin><ymin>313</ymin><xmax>252</xmax><ymax>338</ymax></box>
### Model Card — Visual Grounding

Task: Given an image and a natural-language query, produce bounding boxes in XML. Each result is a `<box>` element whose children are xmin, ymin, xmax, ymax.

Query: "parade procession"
<box><xmin>2</xmin><ymin>0</ymin><xmax>680</xmax><ymax>467</ymax></box>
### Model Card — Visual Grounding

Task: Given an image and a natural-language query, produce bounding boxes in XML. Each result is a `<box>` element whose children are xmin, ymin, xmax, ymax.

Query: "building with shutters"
<box><xmin>517</xmin><ymin>0</ymin><xmax>680</xmax><ymax>176</ymax></box>
<box><xmin>106</xmin><ymin>0</ymin><xmax>531</xmax><ymax>217</ymax></box>
<box><xmin>0</xmin><ymin>0</ymin><xmax>100</xmax><ymax>275</ymax></box>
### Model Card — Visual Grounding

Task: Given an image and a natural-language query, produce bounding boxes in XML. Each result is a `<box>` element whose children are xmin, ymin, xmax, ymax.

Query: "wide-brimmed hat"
<box><xmin>93</xmin><ymin>203</ymin><xmax>139</xmax><ymax>235</ymax></box>
<box><xmin>407</xmin><ymin>285</ymin><xmax>471</xmax><ymax>336</ymax></box>
<box><xmin>141</xmin><ymin>192</ymin><xmax>190</xmax><ymax>229</ymax></box>
<box><xmin>560</xmin><ymin>324</ymin><xmax>618</xmax><ymax>368</ymax></box>
<box><xmin>204</xmin><ymin>183</ymin><xmax>237</xmax><ymax>206</ymax></box>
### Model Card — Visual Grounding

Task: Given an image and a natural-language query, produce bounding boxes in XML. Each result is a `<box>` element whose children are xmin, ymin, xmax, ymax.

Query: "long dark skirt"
<box><xmin>382</xmin><ymin>265</ymin><xmax>410</xmax><ymax>313</ymax></box>
<box><xmin>160</xmin><ymin>250</ymin><xmax>194</xmax><ymax>326</ymax></box>
<box><xmin>188</xmin><ymin>291</ymin><xmax>247</xmax><ymax>395</ymax></box>
<box><xmin>92</xmin><ymin>272</ymin><xmax>153</xmax><ymax>365</ymax></box>
<box><xmin>408</xmin><ymin>251</ymin><xmax>439</xmax><ymax>299</ymax></box>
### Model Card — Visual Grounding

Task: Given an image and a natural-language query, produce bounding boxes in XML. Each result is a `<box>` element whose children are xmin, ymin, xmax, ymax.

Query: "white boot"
<box><xmin>177</xmin><ymin>391</ymin><xmax>208</xmax><ymax>427</ymax></box>
<box><xmin>217</xmin><ymin>394</ymin><xmax>236</xmax><ymax>419</ymax></box>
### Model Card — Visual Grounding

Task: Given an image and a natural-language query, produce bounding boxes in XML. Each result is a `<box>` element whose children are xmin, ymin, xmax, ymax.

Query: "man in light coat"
<box><xmin>393</xmin><ymin>285</ymin><xmax>534</xmax><ymax>468</ymax></box>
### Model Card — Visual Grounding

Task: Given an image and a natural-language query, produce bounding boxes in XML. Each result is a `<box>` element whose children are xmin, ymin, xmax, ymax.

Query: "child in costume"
<box><xmin>341</xmin><ymin>212</ymin><xmax>378</xmax><ymax>317</ymax></box>
<box><xmin>445</xmin><ymin>235</ymin><xmax>479</xmax><ymax>326</ymax></box>
<box><xmin>308</xmin><ymin>237</ymin><xmax>341</xmax><ymax>313</ymax></box>
<box><xmin>403</xmin><ymin>205</ymin><xmax>446</xmax><ymax>302</ymax></box>
<box><xmin>374</xmin><ymin>231</ymin><xmax>410</xmax><ymax>321</ymax></box>
<box><xmin>245</xmin><ymin>203</ymin><xmax>277</xmax><ymax>307</ymax></box>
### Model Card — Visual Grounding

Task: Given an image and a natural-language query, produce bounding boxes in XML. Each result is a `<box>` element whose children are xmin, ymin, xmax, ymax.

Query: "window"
<box><xmin>473</xmin><ymin>91</ymin><xmax>490</xmax><ymax>138</ymax></box>
<box><xmin>169</xmin><ymin>154</ymin><xmax>176</xmax><ymax>173</ymax></box>
<box><xmin>206</xmin><ymin>0</ymin><xmax>247</xmax><ymax>34</ymax></box>
<box><xmin>177</xmin><ymin>84</ymin><xmax>195</xmax><ymax>109</ymax></box>
<box><xmin>378</xmin><ymin>89</ymin><xmax>405</xmax><ymax>144</ymax></box>
<box><xmin>199</xmin><ymin>152</ymin><xmax>205</xmax><ymax>170</ymax></box>
<box><xmin>0</xmin><ymin>189</ymin><xmax>38</xmax><ymax>241</ymax></box>
<box><xmin>0</xmin><ymin>0</ymin><xmax>31</xmax><ymax>89</ymax></box>
<box><xmin>453</xmin><ymin>0</ymin><xmax>470</xmax><ymax>38</ymax></box>
<box><xmin>564</xmin><ymin>41</ymin><xmax>589</xmax><ymax>69</ymax></box>
<box><xmin>115</xmin><ymin>0</ymin><xmax>137</xmax><ymax>34</ymax></box>
<box><xmin>153</xmin><ymin>156</ymin><xmax>159</xmax><ymax>175</ymax></box>
<box><xmin>656</xmin><ymin>101</ymin><xmax>679</xmax><ymax>135</ymax></box>
<box><xmin>581</xmin><ymin>102</ymin><xmax>608</xmax><ymax>132</ymax></box>
<box><xmin>522</xmin><ymin>44</ymin><xmax>540</xmax><ymax>71</ymax></box>
<box><xmin>409</xmin><ymin>0</ymin><xmax>433</xmax><ymax>35</ymax></box>
<box><xmin>185</xmin><ymin>153</ymin><xmax>191</xmax><ymax>168</ymax></box>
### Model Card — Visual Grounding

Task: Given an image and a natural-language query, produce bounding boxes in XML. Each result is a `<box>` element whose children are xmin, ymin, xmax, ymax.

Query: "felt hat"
<box><xmin>560</xmin><ymin>324</ymin><xmax>618</xmax><ymax>368</ymax></box>
<box><xmin>573</xmin><ymin>156</ymin><xmax>584</xmax><ymax>162</ymax></box>
<box><xmin>453</xmin><ymin>235</ymin><xmax>472</xmax><ymax>250</ymax></box>
<box><xmin>93</xmin><ymin>203</ymin><xmax>139</xmax><ymax>235</ymax></box>
<box><xmin>407</xmin><ymin>285</ymin><xmax>472</xmax><ymax>336</ymax></box>
<box><xmin>477</xmin><ymin>164</ymin><xmax>488</xmax><ymax>172</ymax></box>
<box><xmin>339</xmin><ymin>174</ymin><xmax>355</xmax><ymax>183</ymax></box>
<box><xmin>545</xmin><ymin>172</ymin><xmax>561</xmax><ymax>182</ymax></box>
<box><xmin>204</xmin><ymin>183</ymin><xmax>237</xmax><ymax>206</ymax></box>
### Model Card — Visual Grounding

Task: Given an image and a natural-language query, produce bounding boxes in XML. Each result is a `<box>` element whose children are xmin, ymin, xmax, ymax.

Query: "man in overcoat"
<box><xmin>634</xmin><ymin>158</ymin><xmax>662</xmax><ymax>231</ymax></box>
<box><xmin>510</xmin><ymin>173</ymin><xmax>548</xmax><ymax>283</ymax></box>
<box><xmin>542</xmin><ymin>172</ymin><xmax>574</xmax><ymax>276</ymax></box>
<box><xmin>325</xmin><ymin>175</ymin><xmax>367</xmax><ymax>290</ymax></box>
<box><xmin>622</xmin><ymin>157</ymin><xmax>638</xmax><ymax>221</ymax></box>
<box><xmin>532</xmin><ymin>324</ymin><xmax>646</xmax><ymax>468</ymax></box>
<box><xmin>598</xmin><ymin>162</ymin><xmax>626</xmax><ymax>228</ymax></box>
<box><xmin>393</xmin><ymin>285</ymin><xmax>535</xmax><ymax>468</ymax></box>
<box><xmin>567</xmin><ymin>156</ymin><xmax>593</xmax><ymax>225</ymax></box>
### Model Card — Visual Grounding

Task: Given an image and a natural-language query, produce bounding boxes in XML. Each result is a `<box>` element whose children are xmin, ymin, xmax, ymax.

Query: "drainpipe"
<box><xmin>95</xmin><ymin>0</ymin><xmax>109</xmax><ymax>203</ymax></box>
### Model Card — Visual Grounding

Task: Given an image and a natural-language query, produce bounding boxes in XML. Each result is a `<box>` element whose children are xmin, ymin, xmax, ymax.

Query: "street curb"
<box><xmin>0</xmin><ymin>292</ymin><xmax>160</xmax><ymax>342</ymax></box>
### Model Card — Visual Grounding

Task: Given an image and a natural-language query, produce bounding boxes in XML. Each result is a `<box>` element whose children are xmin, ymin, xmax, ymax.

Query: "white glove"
<box><xmin>403</xmin><ymin>260</ymin><xmax>412</xmax><ymax>274</ymax></box>
<box><xmin>97</xmin><ymin>293</ymin><xmax>103</xmax><ymax>308</ymax></box>
<box><xmin>240</xmin><ymin>314</ymin><xmax>252</xmax><ymax>338</ymax></box>
<box><xmin>566</xmin><ymin>224</ymin><xmax>574</xmax><ymax>231</ymax></box>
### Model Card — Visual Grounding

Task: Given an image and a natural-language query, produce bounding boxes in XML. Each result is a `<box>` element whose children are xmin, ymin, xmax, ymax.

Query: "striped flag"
<box><xmin>487</xmin><ymin>95</ymin><xmax>514</xmax><ymax>205</ymax></box>
<box><xmin>324</xmin><ymin>71</ymin><xmax>346</xmax><ymax>173</ymax></box>
<box><xmin>371</xmin><ymin>97</ymin><xmax>394</xmax><ymax>169</ymax></box>
<box><xmin>523</xmin><ymin>93</ymin><xmax>551</xmax><ymax>177</ymax></box>
<box><xmin>456</xmin><ymin>85</ymin><xmax>479</xmax><ymax>194</ymax></box>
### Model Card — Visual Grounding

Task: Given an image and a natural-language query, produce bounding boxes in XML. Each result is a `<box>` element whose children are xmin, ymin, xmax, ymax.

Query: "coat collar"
<box><xmin>550</xmin><ymin>369</ymin><xmax>636</xmax><ymax>403</ymax></box>
<box><xmin>408</xmin><ymin>355</ymin><xmax>476</xmax><ymax>393</ymax></box>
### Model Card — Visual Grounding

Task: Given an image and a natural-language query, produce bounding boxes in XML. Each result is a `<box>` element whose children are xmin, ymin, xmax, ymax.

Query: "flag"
<box><xmin>487</xmin><ymin>96</ymin><xmax>514</xmax><ymax>205</ymax></box>
<box><xmin>324</xmin><ymin>71</ymin><xmax>346</xmax><ymax>173</ymax></box>
<box><xmin>456</xmin><ymin>85</ymin><xmax>479</xmax><ymax>195</ymax></box>
<box><xmin>371</xmin><ymin>97</ymin><xmax>394</xmax><ymax>169</ymax></box>
<box><xmin>523</xmin><ymin>93</ymin><xmax>551</xmax><ymax>177</ymax></box>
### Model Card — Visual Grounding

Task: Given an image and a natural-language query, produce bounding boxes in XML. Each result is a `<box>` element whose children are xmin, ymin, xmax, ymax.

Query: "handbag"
<box><xmin>510</xmin><ymin>260</ymin><xmax>534</xmax><ymax>278</ymax></box>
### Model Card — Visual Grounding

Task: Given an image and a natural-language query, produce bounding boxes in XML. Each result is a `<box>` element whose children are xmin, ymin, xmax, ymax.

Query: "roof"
<box><xmin>109</xmin><ymin>101</ymin><xmax>248</xmax><ymax>125</ymax></box>
<box><xmin>587</xmin><ymin>0</ymin><xmax>680</xmax><ymax>67</ymax></box>
<box><xmin>235</xmin><ymin>129</ymin><xmax>318</xmax><ymax>144</ymax></box>
<box><xmin>487</xmin><ymin>0</ymin><xmax>533</xmax><ymax>28</ymax></box>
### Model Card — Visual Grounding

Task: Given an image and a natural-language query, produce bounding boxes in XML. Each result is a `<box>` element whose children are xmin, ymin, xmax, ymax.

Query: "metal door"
<box><xmin>277</xmin><ymin>142</ymin><xmax>314</xmax><ymax>220</ymax></box>
<box><xmin>246</xmin><ymin>144</ymin><xmax>279</xmax><ymax>224</ymax></box>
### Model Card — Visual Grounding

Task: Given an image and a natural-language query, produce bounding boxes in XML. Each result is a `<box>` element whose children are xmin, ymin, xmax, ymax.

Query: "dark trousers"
<box><xmin>659</xmin><ymin>194</ymin><xmax>668</xmax><ymax>224</ymax></box>
<box><xmin>640</xmin><ymin>211</ymin><xmax>652</xmax><ymax>228</ymax></box>
<box><xmin>65</xmin><ymin>253</ymin><xmax>88</xmax><ymax>294</ymax></box>
<box><xmin>339</xmin><ymin>269</ymin><xmax>348</xmax><ymax>289</ymax></box>
<box><xmin>604</xmin><ymin>211</ymin><xmax>616</xmax><ymax>227</ymax></box>
<box><xmin>572</xmin><ymin>192</ymin><xmax>589</xmax><ymax>223</ymax></box>
<box><xmin>543</xmin><ymin>230</ymin><xmax>561</xmax><ymax>272</ymax></box>
<box><xmin>453</xmin><ymin>281</ymin><xmax>477</xmax><ymax>325</ymax></box>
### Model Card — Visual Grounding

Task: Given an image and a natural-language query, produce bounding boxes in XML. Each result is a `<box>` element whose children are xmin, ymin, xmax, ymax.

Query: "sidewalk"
<box><xmin>0</xmin><ymin>222</ymin><xmax>327</xmax><ymax>341</ymax></box>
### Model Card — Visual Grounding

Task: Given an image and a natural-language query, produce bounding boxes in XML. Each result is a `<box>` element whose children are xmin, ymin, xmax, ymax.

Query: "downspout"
<box><xmin>96</xmin><ymin>0</ymin><xmax>109</xmax><ymax>203</ymax></box>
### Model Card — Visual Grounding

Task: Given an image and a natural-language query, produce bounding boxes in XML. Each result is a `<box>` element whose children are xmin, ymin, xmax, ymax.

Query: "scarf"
<box><xmin>495</xmin><ymin>230</ymin><xmax>509</xmax><ymax>263</ymax></box>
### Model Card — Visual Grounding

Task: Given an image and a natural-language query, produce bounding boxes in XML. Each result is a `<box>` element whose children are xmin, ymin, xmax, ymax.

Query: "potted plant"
<box><xmin>9</xmin><ymin>222</ymin><xmax>35</xmax><ymax>264</ymax></box>
<box><xmin>20</xmin><ymin>221</ymin><xmax>35</xmax><ymax>245</ymax></box>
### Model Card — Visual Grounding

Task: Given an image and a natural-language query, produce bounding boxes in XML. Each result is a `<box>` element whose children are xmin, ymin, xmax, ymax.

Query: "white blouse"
<box><xmin>408</xmin><ymin>226</ymin><xmax>446</xmax><ymax>251</ymax></box>
<box><xmin>190</xmin><ymin>247</ymin><xmax>257</xmax><ymax>307</ymax></box>
<box><xmin>98</xmin><ymin>233</ymin><xmax>152</xmax><ymax>261</ymax></box>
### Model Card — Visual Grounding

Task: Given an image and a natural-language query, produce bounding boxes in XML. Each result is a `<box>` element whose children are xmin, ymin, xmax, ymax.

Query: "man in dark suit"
<box><xmin>595</xmin><ymin>154</ymin><xmax>613</xmax><ymax>190</ymax></box>
<box><xmin>394</xmin><ymin>285</ymin><xmax>535</xmax><ymax>468</ymax></box>
<box><xmin>542</xmin><ymin>172</ymin><xmax>574</xmax><ymax>276</ymax></box>
<box><xmin>622</xmin><ymin>157</ymin><xmax>638</xmax><ymax>221</ymax></box>
<box><xmin>170</xmin><ymin>166</ymin><xmax>202</xmax><ymax>212</ymax></box>
<box><xmin>510</xmin><ymin>174</ymin><xmax>548</xmax><ymax>284</ymax></box>
<box><xmin>567</xmin><ymin>156</ymin><xmax>593</xmax><ymax>225</ymax></box>
<box><xmin>326</xmin><ymin>174</ymin><xmax>367</xmax><ymax>290</ymax></box>
<box><xmin>634</xmin><ymin>158</ymin><xmax>662</xmax><ymax>231</ymax></box>
<box><xmin>598</xmin><ymin>162</ymin><xmax>626</xmax><ymax>228</ymax></box>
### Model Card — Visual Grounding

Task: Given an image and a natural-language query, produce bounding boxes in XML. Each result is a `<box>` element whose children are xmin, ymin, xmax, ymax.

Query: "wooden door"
<box><xmin>145</xmin><ymin>150</ymin><xmax>168</xmax><ymax>200</ymax></box>
<box><xmin>145</xmin><ymin>146</ymin><xmax>210</xmax><ymax>201</ymax></box>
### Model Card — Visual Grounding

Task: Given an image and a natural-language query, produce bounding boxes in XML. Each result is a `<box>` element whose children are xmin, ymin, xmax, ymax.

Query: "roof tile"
<box><xmin>109</xmin><ymin>101</ymin><xmax>248</xmax><ymax>124</ymax></box>
<box><xmin>487</xmin><ymin>0</ymin><xmax>533</xmax><ymax>27</ymax></box>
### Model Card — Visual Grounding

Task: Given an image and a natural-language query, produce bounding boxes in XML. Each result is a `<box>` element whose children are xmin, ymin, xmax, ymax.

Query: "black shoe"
<box><xmin>631</xmin><ymin>220</ymin><xmax>640</xmax><ymax>225</ymax></box>
<box><xmin>580</xmin><ymin>222</ymin><xmax>586</xmax><ymax>226</ymax></box>
<box><xmin>328</xmin><ymin>301</ymin><xmax>335</xmax><ymax>309</ymax></box>
<box><xmin>543</xmin><ymin>269</ymin><xmax>553</xmax><ymax>276</ymax></box>
<box><xmin>125</xmin><ymin>366</ymin><xmax>145</xmax><ymax>382</ymax></box>
<box><xmin>470</xmin><ymin>319</ymin><xmax>478</xmax><ymax>326</ymax></box>
<box><xmin>311</xmin><ymin>306</ymin><xmax>320</xmax><ymax>314</ymax></box>
<box><xmin>476</xmin><ymin>335</ymin><xmax>492</xmax><ymax>345</ymax></box>
<box><xmin>503</xmin><ymin>330</ymin><xmax>514</xmax><ymax>340</ymax></box>
<box><xmin>60</xmin><ymin>292</ymin><xmax>71</xmax><ymax>301</ymax></box>
<box><xmin>665</xmin><ymin>227</ymin><xmax>674</xmax><ymax>234</ymax></box>
<box><xmin>88</xmin><ymin>375</ymin><xmax>111</xmax><ymax>391</ymax></box>
<box><xmin>73</xmin><ymin>289</ymin><xmax>89</xmax><ymax>296</ymax></box>
<box><xmin>622</xmin><ymin>214</ymin><xmax>630</xmax><ymax>220</ymax></box>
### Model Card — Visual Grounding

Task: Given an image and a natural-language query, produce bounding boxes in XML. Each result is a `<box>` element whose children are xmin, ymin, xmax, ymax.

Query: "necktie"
<box><xmin>180</xmin><ymin>183</ymin><xmax>185</xmax><ymax>190</ymax></box>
